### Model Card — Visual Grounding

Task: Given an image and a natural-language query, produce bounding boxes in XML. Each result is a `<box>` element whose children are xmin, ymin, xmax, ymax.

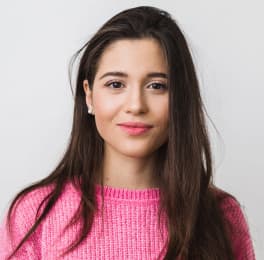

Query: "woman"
<box><xmin>0</xmin><ymin>6</ymin><xmax>255</xmax><ymax>259</ymax></box>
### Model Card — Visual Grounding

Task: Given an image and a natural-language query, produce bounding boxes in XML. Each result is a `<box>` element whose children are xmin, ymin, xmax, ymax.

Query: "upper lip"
<box><xmin>117</xmin><ymin>122</ymin><xmax>153</xmax><ymax>128</ymax></box>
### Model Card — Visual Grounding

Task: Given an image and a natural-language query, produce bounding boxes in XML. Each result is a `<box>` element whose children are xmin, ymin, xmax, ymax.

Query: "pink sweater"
<box><xmin>0</xmin><ymin>182</ymin><xmax>256</xmax><ymax>259</ymax></box>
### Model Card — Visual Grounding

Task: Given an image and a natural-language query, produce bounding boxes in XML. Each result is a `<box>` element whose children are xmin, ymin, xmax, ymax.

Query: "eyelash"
<box><xmin>105</xmin><ymin>81</ymin><xmax>167</xmax><ymax>90</ymax></box>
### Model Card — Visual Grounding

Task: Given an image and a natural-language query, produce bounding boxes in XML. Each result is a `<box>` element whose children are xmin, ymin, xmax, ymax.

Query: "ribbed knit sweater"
<box><xmin>0</xmin><ymin>182</ymin><xmax>256</xmax><ymax>259</ymax></box>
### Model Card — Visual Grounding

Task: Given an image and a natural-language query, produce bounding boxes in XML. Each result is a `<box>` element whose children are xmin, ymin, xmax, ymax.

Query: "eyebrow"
<box><xmin>98</xmin><ymin>71</ymin><xmax>168</xmax><ymax>80</ymax></box>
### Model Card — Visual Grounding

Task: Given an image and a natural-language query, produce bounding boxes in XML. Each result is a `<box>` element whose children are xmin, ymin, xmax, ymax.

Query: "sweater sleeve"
<box><xmin>0</xmin><ymin>191</ymin><xmax>44</xmax><ymax>260</ymax></box>
<box><xmin>221</xmin><ymin>196</ymin><xmax>256</xmax><ymax>260</ymax></box>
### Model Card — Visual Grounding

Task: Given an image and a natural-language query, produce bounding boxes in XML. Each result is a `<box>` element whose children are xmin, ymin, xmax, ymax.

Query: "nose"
<box><xmin>124</xmin><ymin>85</ymin><xmax>148</xmax><ymax>115</ymax></box>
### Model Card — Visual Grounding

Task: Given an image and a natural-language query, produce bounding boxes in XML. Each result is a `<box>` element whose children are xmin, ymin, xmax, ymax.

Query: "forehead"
<box><xmin>95</xmin><ymin>38</ymin><xmax>168</xmax><ymax>79</ymax></box>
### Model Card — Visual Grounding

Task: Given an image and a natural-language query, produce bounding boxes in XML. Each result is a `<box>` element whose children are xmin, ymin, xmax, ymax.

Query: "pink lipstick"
<box><xmin>117</xmin><ymin>122</ymin><xmax>153</xmax><ymax>136</ymax></box>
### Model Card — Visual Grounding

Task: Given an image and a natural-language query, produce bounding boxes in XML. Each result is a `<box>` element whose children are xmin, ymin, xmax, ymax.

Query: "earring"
<box><xmin>88</xmin><ymin>105</ymin><xmax>94</xmax><ymax>115</ymax></box>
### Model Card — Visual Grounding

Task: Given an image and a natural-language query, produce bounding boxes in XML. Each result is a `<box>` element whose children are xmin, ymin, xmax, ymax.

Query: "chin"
<box><xmin>118</xmin><ymin>147</ymin><xmax>158</xmax><ymax>159</ymax></box>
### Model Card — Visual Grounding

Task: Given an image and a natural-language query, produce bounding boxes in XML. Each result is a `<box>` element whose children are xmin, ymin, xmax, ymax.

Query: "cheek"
<box><xmin>93</xmin><ymin>91</ymin><xmax>116</xmax><ymax>119</ymax></box>
<box><xmin>153</xmin><ymin>97</ymin><xmax>169</xmax><ymax>125</ymax></box>
<box><xmin>155</xmin><ymin>100</ymin><xmax>169</xmax><ymax>140</ymax></box>
<box><xmin>92</xmin><ymin>93</ymin><xmax>120</xmax><ymax>138</ymax></box>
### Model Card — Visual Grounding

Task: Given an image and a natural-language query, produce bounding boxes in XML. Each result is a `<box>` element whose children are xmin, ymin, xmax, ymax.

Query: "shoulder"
<box><xmin>6</xmin><ymin>181</ymin><xmax>79</xmax><ymax>227</ymax></box>
<box><xmin>216</xmin><ymin>189</ymin><xmax>250</xmax><ymax>233</ymax></box>
<box><xmin>1</xmin><ymin>184</ymin><xmax>55</xmax><ymax>238</ymax></box>
<box><xmin>0</xmin><ymin>183</ymin><xmax>55</xmax><ymax>258</ymax></box>
<box><xmin>10</xmin><ymin>184</ymin><xmax>55</xmax><ymax>223</ymax></box>
<box><xmin>214</xmin><ymin>188</ymin><xmax>256</xmax><ymax>259</ymax></box>
<box><xmin>213</xmin><ymin>187</ymin><xmax>252</xmax><ymax>238</ymax></box>
<box><xmin>0</xmin><ymin>181</ymin><xmax>80</xmax><ymax>258</ymax></box>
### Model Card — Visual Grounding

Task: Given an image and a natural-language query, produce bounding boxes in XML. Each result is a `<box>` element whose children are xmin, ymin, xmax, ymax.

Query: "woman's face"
<box><xmin>83</xmin><ymin>38</ymin><xmax>169</xmax><ymax>158</ymax></box>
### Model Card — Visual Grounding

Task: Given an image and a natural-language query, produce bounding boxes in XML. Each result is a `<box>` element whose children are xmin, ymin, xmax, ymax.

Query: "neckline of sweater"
<box><xmin>95</xmin><ymin>183</ymin><xmax>160</xmax><ymax>200</ymax></box>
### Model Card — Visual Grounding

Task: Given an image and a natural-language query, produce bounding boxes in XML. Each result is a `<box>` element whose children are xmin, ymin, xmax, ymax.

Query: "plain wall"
<box><xmin>0</xmin><ymin>0</ymin><xmax>263</xmax><ymax>258</ymax></box>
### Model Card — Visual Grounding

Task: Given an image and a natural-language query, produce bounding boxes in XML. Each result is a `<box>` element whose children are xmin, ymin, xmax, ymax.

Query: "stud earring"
<box><xmin>88</xmin><ymin>105</ymin><xmax>94</xmax><ymax>115</ymax></box>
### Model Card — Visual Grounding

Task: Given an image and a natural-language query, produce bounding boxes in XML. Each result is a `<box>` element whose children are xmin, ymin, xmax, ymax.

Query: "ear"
<box><xmin>83</xmin><ymin>79</ymin><xmax>93</xmax><ymax>107</ymax></box>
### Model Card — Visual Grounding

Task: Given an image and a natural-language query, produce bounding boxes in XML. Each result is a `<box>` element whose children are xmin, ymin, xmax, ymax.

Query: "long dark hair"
<box><xmin>6</xmin><ymin>6</ymin><xmax>237</xmax><ymax>259</ymax></box>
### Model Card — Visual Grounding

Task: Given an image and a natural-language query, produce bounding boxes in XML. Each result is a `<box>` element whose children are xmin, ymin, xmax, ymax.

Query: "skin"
<box><xmin>83</xmin><ymin>38</ymin><xmax>169</xmax><ymax>189</ymax></box>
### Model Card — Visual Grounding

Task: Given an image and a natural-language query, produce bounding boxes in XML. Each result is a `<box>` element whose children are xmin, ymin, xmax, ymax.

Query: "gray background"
<box><xmin>0</xmin><ymin>0</ymin><xmax>263</xmax><ymax>258</ymax></box>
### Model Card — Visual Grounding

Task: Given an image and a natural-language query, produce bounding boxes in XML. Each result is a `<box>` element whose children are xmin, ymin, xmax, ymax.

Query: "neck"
<box><xmin>96</xmin><ymin>146</ymin><xmax>159</xmax><ymax>189</ymax></box>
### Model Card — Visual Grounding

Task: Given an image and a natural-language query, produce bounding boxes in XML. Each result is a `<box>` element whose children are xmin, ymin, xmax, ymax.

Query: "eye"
<box><xmin>148</xmin><ymin>82</ymin><xmax>167</xmax><ymax>90</ymax></box>
<box><xmin>105</xmin><ymin>81</ymin><xmax>124</xmax><ymax>89</ymax></box>
<box><xmin>104</xmin><ymin>81</ymin><xmax>167</xmax><ymax>90</ymax></box>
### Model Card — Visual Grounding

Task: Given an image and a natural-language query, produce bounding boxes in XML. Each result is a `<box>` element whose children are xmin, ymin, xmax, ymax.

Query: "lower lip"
<box><xmin>118</xmin><ymin>125</ymin><xmax>152</xmax><ymax>135</ymax></box>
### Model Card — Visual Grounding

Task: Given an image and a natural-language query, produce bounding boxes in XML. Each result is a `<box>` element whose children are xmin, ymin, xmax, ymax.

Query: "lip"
<box><xmin>117</xmin><ymin>122</ymin><xmax>153</xmax><ymax>136</ymax></box>
<box><xmin>117</xmin><ymin>122</ymin><xmax>153</xmax><ymax>128</ymax></box>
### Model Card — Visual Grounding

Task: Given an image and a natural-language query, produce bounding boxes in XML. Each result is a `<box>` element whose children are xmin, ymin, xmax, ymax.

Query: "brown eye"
<box><xmin>148</xmin><ymin>82</ymin><xmax>167</xmax><ymax>90</ymax></box>
<box><xmin>105</xmin><ymin>81</ymin><xmax>123</xmax><ymax>89</ymax></box>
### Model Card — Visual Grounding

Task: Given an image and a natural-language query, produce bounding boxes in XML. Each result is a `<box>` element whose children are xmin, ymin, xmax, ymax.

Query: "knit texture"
<box><xmin>0</xmin><ymin>182</ymin><xmax>256</xmax><ymax>259</ymax></box>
